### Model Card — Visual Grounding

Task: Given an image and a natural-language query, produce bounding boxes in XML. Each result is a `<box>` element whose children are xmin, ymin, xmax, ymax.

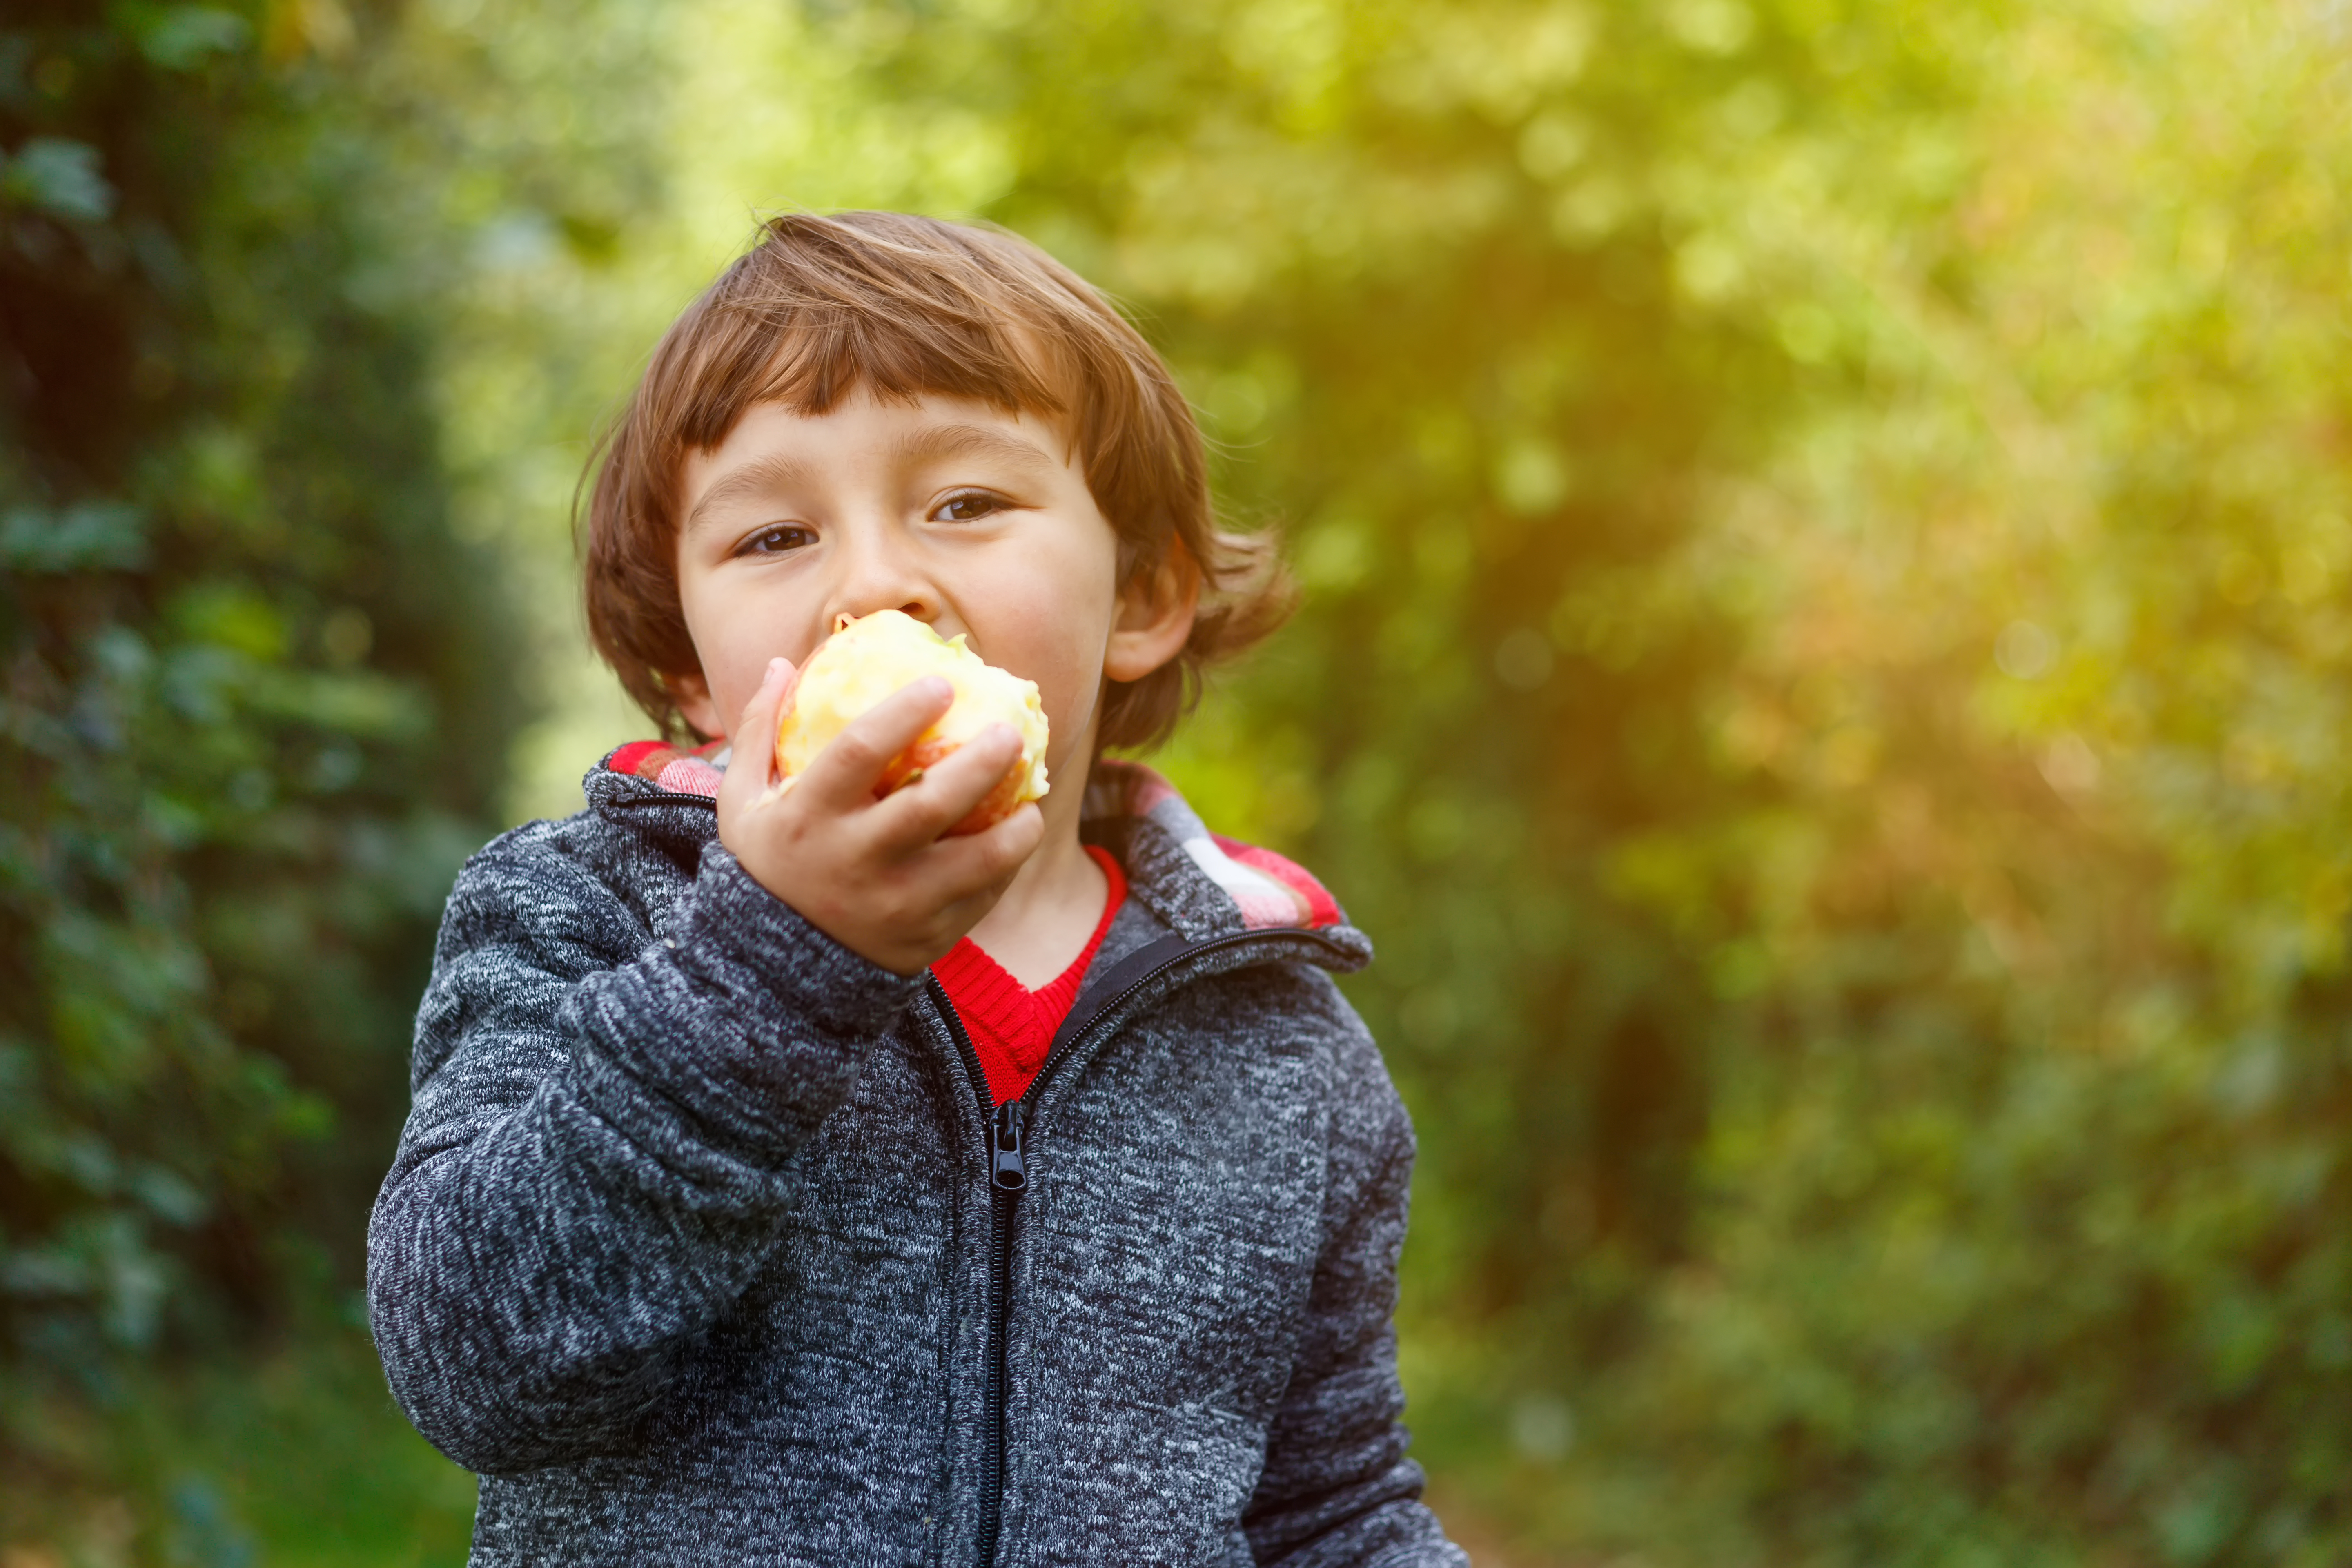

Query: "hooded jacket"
<box><xmin>368</xmin><ymin>753</ymin><xmax>1466</xmax><ymax>1568</ymax></box>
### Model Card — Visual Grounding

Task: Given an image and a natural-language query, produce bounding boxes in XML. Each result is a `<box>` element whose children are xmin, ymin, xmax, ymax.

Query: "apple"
<box><xmin>771</xmin><ymin>609</ymin><xmax>1050</xmax><ymax>837</ymax></box>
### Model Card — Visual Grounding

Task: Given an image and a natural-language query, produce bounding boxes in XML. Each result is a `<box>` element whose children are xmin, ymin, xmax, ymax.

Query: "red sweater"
<box><xmin>932</xmin><ymin>845</ymin><xmax>1126</xmax><ymax>1105</ymax></box>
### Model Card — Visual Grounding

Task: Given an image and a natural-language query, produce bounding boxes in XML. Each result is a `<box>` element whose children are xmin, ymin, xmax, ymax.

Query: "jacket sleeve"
<box><xmin>1243</xmin><ymin>988</ymin><xmax>1469</xmax><ymax>1568</ymax></box>
<box><xmin>365</xmin><ymin>833</ymin><xmax>922</xmax><ymax>1476</ymax></box>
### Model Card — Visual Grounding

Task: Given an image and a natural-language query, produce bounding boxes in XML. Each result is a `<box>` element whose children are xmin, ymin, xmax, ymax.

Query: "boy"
<box><xmin>369</xmin><ymin>211</ymin><xmax>1466</xmax><ymax>1567</ymax></box>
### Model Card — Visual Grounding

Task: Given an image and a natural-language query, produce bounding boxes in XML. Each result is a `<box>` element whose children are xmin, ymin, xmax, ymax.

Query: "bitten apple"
<box><xmin>771</xmin><ymin>609</ymin><xmax>1050</xmax><ymax>836</ymax></box>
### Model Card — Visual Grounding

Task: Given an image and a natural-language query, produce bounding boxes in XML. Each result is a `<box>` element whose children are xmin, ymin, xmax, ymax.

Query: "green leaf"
<box><xmin>120</xmin><ymin>4</ymin><xmax>254</xmax><ymax>71</ymax></box>
<box><xmin>0</xmin><ymin>503</ymin><xmax>149</xmax><ymax>572</ymax></box>
<box><xmin>0</xmin><ymin>137</ymin><xmax>116</xmax><ymax>223</ymax></box>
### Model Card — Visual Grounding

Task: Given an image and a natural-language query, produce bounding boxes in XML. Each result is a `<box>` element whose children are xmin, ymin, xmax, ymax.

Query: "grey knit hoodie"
<box><xmin>368</xmin><ymin>752</ymin><xmax>1466</xmax><ymax>1568</ymax></box>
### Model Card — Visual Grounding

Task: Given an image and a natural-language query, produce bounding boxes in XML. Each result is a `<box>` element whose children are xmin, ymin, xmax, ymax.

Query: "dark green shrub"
<box><xmin>0</xmin><ymin>0</ymin><xmax>512</xmax><ymax>1474</ymax></box>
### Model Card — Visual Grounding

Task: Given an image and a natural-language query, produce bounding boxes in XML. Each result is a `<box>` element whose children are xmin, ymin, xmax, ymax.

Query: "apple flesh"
<box><xmin>772</xmin><ymin>609</ymin><xmax>1050</xmax><ymax>836</ymax></box>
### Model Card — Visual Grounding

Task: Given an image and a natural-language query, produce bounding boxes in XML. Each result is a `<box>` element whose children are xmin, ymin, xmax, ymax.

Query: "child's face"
<box><xmin>668</xmin><ymin>388</ymin><xmax>1186</xmax><ymax>780</ymax></box>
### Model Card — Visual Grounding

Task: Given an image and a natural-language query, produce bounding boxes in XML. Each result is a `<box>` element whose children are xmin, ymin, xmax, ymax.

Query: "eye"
<box><xmin>737</xmin><ymin>524</ymin><xmax>813</xmax><ymax>557</ymax></box>
<box><xmin>931</xmin><ymin>490</ymin><xmax>1008</xmax><ymax>523</ymax></box>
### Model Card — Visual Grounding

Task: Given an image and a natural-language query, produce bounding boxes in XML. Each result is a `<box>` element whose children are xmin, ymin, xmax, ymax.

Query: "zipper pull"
<box><xmin>991</xmin><ymin>1101</ymin><xmax>1028</xmax><ymax>1193</ymax></box>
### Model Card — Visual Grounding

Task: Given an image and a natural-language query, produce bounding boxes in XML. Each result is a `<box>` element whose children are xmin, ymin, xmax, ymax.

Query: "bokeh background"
<box><xmin>8</xmin><ymin>0</ymin><xmax>2352</xmax><ymax>1562</ymax></box>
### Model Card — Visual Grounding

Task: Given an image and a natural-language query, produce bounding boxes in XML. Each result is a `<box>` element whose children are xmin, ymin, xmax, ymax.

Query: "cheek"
<box><xmin>676</xmin><ymin>577</ymin><xmax>771</xmax><ymax>735</ymax></box>
<box><xmin>706</xmin><ymin>662</ymin><xmax>759</xmax><ymax>736</ymax></box>
<box><xmin>1039</xmin><ymin>624</ymin><xmax>1109</xmax><ymax>741</ymax></box>
<box><xmin>967</xmin><ymin>552</ymin><xmax>1118</xmax><ymax>757</ymax></box>
<box><xmin>1032</xmin><ymin>590</ymin><xmax>1123</xmax><ymax>760</ymax></box>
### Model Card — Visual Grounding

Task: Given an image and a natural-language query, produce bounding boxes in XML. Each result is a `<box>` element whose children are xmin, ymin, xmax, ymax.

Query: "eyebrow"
<box><xmin>682</xmin><ymin>452</ymin><xmax>815</xmax><ymax>537</ymax></box>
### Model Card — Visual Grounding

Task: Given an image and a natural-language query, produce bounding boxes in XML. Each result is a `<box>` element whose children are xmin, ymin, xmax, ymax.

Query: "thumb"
<box><xmin>717</xmin><ymin>657</ymin><xmax>799</xmax><ymax>811</ymax></box>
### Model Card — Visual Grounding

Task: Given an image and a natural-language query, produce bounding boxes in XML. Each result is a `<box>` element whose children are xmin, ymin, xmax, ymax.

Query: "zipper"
<box><xmin>1036</xmin><ymin>927</ymin><xmax>1353</xmax><ymax>1074</ymax></box>
<box><xmin>979</xmin><ymin>1097</ymin><xmax>1023</xmax><ymax>1562</ymax></box>
<box><xmin>606</xmin><ymin>789</ymin><xmax>716</xmax><ymax>810</ymax></box>
<box><xmin>929</xmin><ymin>987</ymin><xmax>1021</xmax><ymax>1568</ymax></box>
<box><xmin>924</xmin><ymin>922</ymin><xmax>1352</xmax><ymax>1566</ymax></box>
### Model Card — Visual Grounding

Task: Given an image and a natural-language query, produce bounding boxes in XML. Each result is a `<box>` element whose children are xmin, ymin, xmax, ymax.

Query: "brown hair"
<box><xmin>581</xmin><ymin>210</ymin><xmax>1290</xmax><ymax>751</ymax></box>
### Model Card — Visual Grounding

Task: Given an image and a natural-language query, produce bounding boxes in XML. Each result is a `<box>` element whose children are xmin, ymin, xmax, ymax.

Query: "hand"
<box><xmin>715</xmin><ymin>657</ymin><xmax>1047</xmax><ymax>975</ymax></box>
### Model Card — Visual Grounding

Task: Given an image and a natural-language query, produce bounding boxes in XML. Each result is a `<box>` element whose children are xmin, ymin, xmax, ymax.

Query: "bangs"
<box><xmin>669</xmin><ymin>221</ymin><xmax>1081</xmax><ymax>452</ymax></box>
<box><xmin>749</xmin><ymin>314</ymin><xmax>1065</xmax><ymax>427</ymax></box>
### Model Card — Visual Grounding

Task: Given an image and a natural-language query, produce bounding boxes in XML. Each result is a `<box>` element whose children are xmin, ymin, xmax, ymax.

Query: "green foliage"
<box><xmin>13</xmin><ymin>0</ymin><xmax>2352</xmax><ymax>1562</ymax></box>
<box><xmin>510</xmin><ymin>0</ymin><xmax>2346</xmax><ymax>1559</ymax></box>
<box><xmin>0</xmin><ymin>0</ymin><xmax>513</xmax><ymax>1514</ymax></box>
<box><xmin>4</xmin><ymin>1327</ymin><xmax>472</xmax><ymax>1566</ymax></box>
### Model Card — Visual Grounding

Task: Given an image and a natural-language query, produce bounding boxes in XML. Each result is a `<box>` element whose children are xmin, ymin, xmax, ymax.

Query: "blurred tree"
<box><xmin>612</xmin><ymin>0</ymin><xmax>2346</xmax><ymax>1559</ymax></box>
<box><xmin>11</xmin><ymin>0</ymin><xmax>2350</xmax><ymax>1561</ymax></box>
<box><xmin>0</xmin><ymin>0</ymin><xmax>514</xmax><ymax>1519</ymax></box>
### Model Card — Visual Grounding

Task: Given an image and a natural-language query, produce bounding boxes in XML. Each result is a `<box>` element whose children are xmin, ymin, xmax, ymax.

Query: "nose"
<box><xmin>820</xmin><ymin>523</ymin><xmax>937</xmax><ymax>634</ymax></box>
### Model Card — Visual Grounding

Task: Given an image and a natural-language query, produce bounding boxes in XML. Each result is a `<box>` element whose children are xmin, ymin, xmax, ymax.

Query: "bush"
<box><xmin>0</xmin><ymin>0</ymin><xmax>513</xmax><ymax>1494</ymax></box>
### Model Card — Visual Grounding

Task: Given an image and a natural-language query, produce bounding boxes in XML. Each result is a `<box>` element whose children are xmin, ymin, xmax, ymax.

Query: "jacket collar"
<box><xmin>583</xmin><ymin>747</ymin><xmax>1369</xmax><ymax>968</ymax></box>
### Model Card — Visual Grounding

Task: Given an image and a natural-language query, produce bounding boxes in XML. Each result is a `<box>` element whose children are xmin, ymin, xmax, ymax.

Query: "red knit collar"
<box><xmin>932</xmin><ymin>845</ymin><xmax>1126</xmax><ymax>1105</ymax></box>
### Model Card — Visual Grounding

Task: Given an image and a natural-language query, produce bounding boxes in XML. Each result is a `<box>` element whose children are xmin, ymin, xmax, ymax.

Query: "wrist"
<box><xmin>681</xmin><ymin>842</ymin><xmax>926</xmax><ymax>1032</ymax></box>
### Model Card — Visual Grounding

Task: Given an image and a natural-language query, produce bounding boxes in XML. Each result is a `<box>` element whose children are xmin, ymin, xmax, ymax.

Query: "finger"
<box><xmin>904</xmin><ymin>799</ymin><xmax>1045</xmax><ymax>899</ymax></box>
<box><xmin>881</xmin><ymin>810</ymin><xmax>1043</xmax><ymax>950</ymax></box>
<box><xmin>792</xmin><ymin>676</ymin><xmax>954</xmax><ymax>812</ymax></box>
<box><xmin>719</xmin><ymin>657</ymin><xmax>798</xmax><ymax>810</ymax></box>
<box><xmin>864</xmin><ymin>724</ymin><xmax>1025</xmax><ymax>849</ymax></box>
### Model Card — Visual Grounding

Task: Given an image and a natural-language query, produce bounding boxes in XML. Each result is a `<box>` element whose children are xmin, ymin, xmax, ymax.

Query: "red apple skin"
<box><xmin>871</xmin><ymin>737</ymin><xmax>1027</xmax><ymax>838</ymax></box>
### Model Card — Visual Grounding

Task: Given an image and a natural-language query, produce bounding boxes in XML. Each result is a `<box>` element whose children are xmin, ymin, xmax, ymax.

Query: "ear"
<box><xmin>1104</xmin><ymin>541</ymin><xmax>1201</xmax><ymax>684</ymax></box>
<box><xmin>667</xmin><ymin>668</ymin><xmax>727</xmax><ymax>741</ymax></box>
